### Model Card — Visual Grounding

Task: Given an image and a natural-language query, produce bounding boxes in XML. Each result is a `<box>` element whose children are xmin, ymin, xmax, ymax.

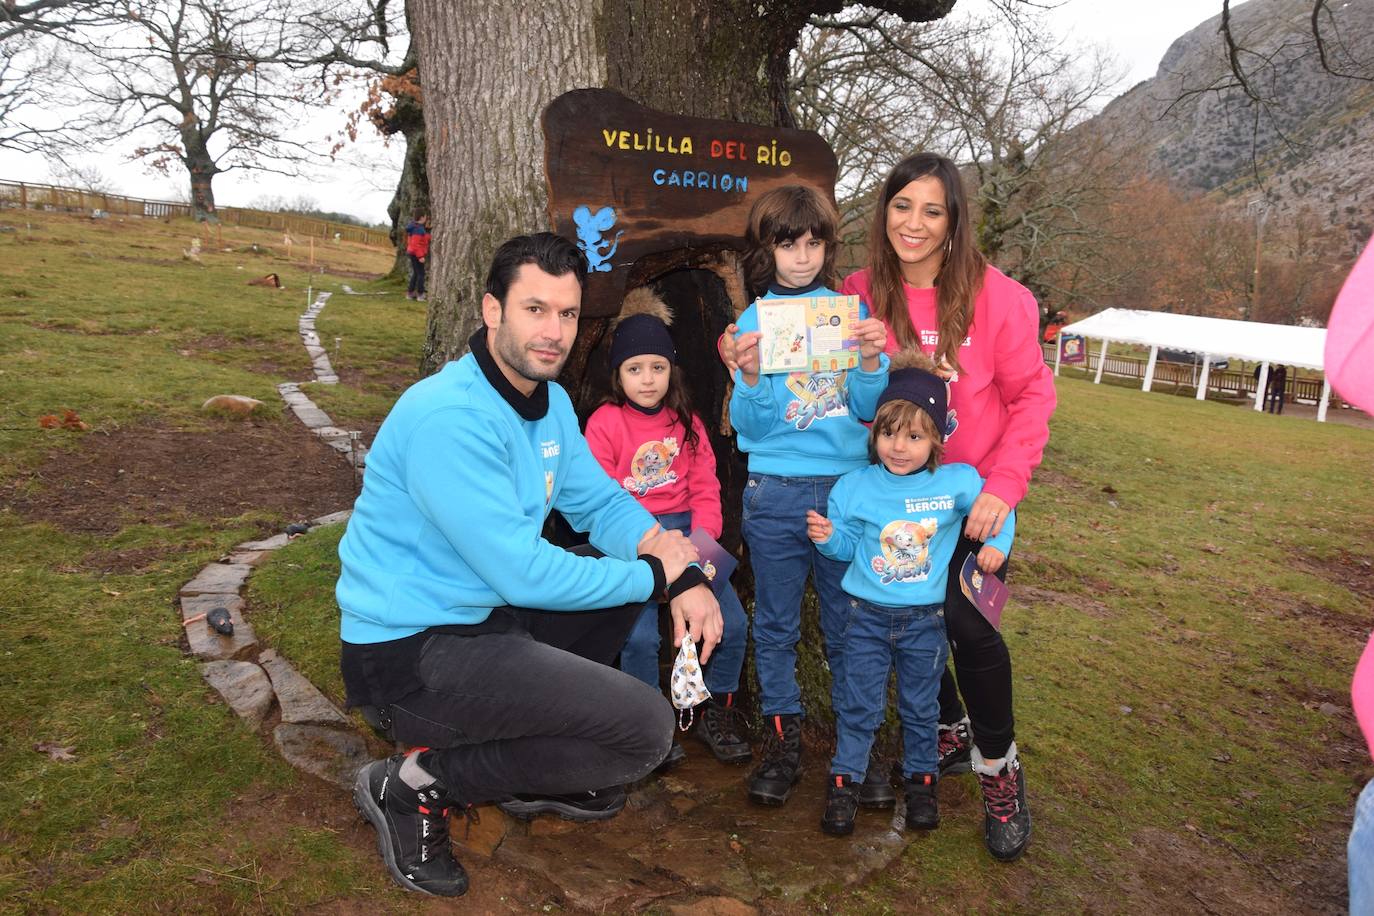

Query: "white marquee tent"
<box><xmin>1054</xmin><ymin>308</ymin><xmax>1333</xmax><ymax>420</ymax></box>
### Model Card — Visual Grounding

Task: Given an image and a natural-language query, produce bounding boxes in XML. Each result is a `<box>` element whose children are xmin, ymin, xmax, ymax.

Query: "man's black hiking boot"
<box><xmin>857</xmin><ymin>754</ymin><xmax>896</xmax><ymax>809</ymax></box>
<box><xmin>695</xmin><ymin>694</ymin><xmax>752</xmax><ymax>764</ymax></box>
<box><xmin>938</xmin><ymin>718</ymin><xmax>973</xmax><ymax>777</ymax></box>
<box><xmin>353</xmin><ymin>754</ymin><xmax>469</xmax><ymax>897</ymax></box>
<box><xmin>496</xmin><ymin>785</ymin><xmax>627</xmax><ymax>821</ymax></box>
<box><xmin>975</xmin><ymin>743</ymin><xmax>1031</xmax><ymax>861</ymax></box>
<box><xmin>903</xmin><ymin>772</ymin><xmax>940</xmax><ymax>830</ymax></box>
<box><xmin>747</xmin><ymin>713</ymin><xmax>803</xmax><ymax>806</ymax></box>
<box><xmin>820</xmin><ymin>774</ymin><xmax>858</xmax><ymax>836</ymax></box>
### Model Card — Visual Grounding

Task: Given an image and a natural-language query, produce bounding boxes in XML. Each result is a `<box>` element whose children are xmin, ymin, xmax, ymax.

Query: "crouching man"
<box><xmin>338</xmin><ymin>232</ymin><xmax>723</xmax><ymax>896</ymax></box>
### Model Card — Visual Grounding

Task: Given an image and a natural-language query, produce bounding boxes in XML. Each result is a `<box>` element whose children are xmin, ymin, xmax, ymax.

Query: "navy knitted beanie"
<box><xmin>877</xmin><ymin>368</ymin><xmax>948</xmax><ymax>439</ymax></box>
<box><xmin>610</xmin><ymin>314</ymin><xmax>676</xmax><ymax>369</ymax></box>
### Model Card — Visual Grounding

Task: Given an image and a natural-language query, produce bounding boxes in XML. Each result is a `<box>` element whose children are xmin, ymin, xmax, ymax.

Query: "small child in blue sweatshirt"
<box><xmin>806</xmin><ymin>352</ymin><xmax>1015</xmax><ymax>837</ymax></box>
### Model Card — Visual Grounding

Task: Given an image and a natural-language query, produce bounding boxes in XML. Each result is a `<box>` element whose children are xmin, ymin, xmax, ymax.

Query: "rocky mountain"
<box><xmin>1090</xmin><ymin>0</ymin><xmax>1374</xmax><ymax>258</ymax></box>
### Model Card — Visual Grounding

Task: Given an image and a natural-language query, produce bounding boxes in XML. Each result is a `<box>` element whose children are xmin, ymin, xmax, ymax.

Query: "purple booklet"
<box><xmin>689</xmin><ymin>529</ymin><xmax>738</xmax><ymax>596</ymax></box>
<box><xmin>959</xmin><ymin>553</ymin><xmax>1009</xmax><ymax>630</ymax></box>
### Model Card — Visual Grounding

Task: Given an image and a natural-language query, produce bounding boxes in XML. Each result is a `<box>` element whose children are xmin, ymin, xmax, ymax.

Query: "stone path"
<box><xmin>179</xmin><ymin>289</ymin><xmax>928</xmax><ymax>911</ymax></box>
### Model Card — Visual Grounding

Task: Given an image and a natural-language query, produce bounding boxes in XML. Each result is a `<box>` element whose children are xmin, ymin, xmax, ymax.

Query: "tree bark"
<box><xmin>183</xmin><ymin>139</ymin><xmax>220</xmax><ymax>223</ymax></box>
<box><xmin>384</xmin><ymin>96</ymin><xmax>428</xmax><ymax>280</ymax></box>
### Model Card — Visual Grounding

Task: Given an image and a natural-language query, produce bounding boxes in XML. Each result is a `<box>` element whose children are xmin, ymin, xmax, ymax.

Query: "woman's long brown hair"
<box><xmin>866</xmin><ymin>153</ymin><xmax>986</xmax><ymax>373</ymax></box>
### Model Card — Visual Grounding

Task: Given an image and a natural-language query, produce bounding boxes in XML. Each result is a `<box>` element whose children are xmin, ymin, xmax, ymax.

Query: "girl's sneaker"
<box><xmin>974</xmin><ymin>743</ymin><xmax>1031</xmax><ymax>861</ymax></box>
<box><xmin>903</xmin><ymin>772</ymin><xmax>939</xmax><ymax>830</ymax></box>
<box><xmin>938</xmin><ymin>718</ymin><xmax>972</xmax><ymax>776</ymax></box>
<box><xmin>821</xmin><ymin>774</ymin><xmax>858</xmax><ymax>836</ymax></box>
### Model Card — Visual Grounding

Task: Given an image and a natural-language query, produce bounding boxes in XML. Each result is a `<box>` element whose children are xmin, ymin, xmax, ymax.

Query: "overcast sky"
<box><xmin>0</xmin><ymin>0</ymin><xmax>1223</xmax><ymax>224</ymax></box>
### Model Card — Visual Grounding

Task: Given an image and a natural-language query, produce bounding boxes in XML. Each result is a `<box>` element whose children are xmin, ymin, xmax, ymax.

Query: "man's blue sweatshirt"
<box><xmin>816</xmin><ymin>462</ymin><xmax>1015</xmax><ymax>607</ymax></box>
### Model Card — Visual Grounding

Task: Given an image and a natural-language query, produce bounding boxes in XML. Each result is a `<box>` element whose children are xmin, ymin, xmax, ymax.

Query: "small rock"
<box><xmin>258</xmin><ymin>649</ymin><xmax>348</xmax><ymax>725</ymax></box>
<box><xmin>1119</xmin><ymin>705</ymin><xmax>1133</xmax><ymax>715</ymax></box>
<box><xmin>456</xmin><ymin>806</ymin><xmax>522</xmax><ymax>857</ymax></box>
<box><xmin>1318</xmin><ymin>702</ymin><xmax>1342</xmax><ymax>717</ymax></box>
<box><xmin>201</xmin><ymin>660</ymin><xmax>274</xmax><ymax>728</ymax></box>
<box><xmin>667</xmin><ymin>898</ymin><xmax>759</xmax><ymax>916</ymax></box>
<box><xmin>201</xmin><ymin>395</ymin><xmax>264</xmax><ymax>417</ymax></box>
<box><xmin>272</xmin><ymin>724</ymin><xmax>368</xmax><ymax>790</ymax></box>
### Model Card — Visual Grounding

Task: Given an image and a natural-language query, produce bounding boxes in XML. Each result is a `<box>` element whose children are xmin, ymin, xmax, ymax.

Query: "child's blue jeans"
<box><xmin>831</xmin><ymin>596</ymin><xmax>947</xmax><ymax>781</ymax></box>
<box><xmin>619</xmin><ymin>512</ymin><xmax>749</xmax><ymax>695</ymax></box>
<box><xmin>741</xmin><ymin>473</ymin><xmax>851</xmax><ymax>717</ymax></box>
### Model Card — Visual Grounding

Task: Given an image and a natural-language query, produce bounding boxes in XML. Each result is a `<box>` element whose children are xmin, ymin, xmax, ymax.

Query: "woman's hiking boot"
<box><xmin>974</xmin><ymin>742</ymin><xmax>1031</xmax><ymax>861</ymax></box>
<box><xmin>353</xmin><ymin>753</ymin><xmax>470</xmax><ymax>897</ymax></box>
<box><xmin>820</xmin><ymin>774</ymin><xmax>859</xmax><ymax>835</ymax></box>
<box><xmin>858</xmin><ymin>754</ymin><xmax>896</xmax><ymax>809</ymax></box>
<box><xmin>747</xmin><ymin>713</ymin><xmax>803</xmax><ymax>806</ymax></box>
<box><xmin>496</xmin><ymin>785</ymin><xmax>627</xmax><ymax>821</ymax></box>
<box><xmin>695</xmin><ymin>694</ymin><xmax>753</xmax><ymax>764</ymax></box>
<box><xmin>903</xmin><ymin>772</ymin><xmax>940</xmax><ymax>830</ymax></box>
<box><xmin>938</xmin><ymin>718</ymin><xmax>973</xmax><ymax>777</ymax></box>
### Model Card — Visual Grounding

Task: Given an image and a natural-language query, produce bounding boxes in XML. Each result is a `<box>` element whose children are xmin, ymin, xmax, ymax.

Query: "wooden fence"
<box><xmin>1041</xmin><ymin>343</ymin><xmax>1332</xmax><ymax>404</ymax></box>
<box><xmin>0</xmin><ymin>179</ymin><xmax>391</xmax><ymax>248</ymax></box>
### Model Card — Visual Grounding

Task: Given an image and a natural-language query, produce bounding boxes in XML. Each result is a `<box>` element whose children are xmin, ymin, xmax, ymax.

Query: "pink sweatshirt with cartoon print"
<box><xmin>840</xmin><ymin>265</ymin><xmax>1056</xmax><ymax>510</ymax></box>
<box><xmin>584</xmin><ymin>402</ymin><xmax>724</xmax><ymax>538</ymax></box>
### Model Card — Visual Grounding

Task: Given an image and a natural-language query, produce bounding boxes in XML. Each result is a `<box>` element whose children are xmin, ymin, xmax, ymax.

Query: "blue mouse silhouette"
<box><xmin>573</xmin><ymin>205</ymin><xmax>624</xmax><ymax>272</ymax></box>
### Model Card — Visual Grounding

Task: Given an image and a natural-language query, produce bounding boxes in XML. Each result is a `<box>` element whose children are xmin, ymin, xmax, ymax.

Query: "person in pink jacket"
<box><xmin>585</xmin><ymin>290</ymin><xmax>752</xmax><ymax>770</ymax></box>
<box><xmin>839</xmin><ymin>152</ymin><xmax>1056</xmax><ymax>862</ymax></box>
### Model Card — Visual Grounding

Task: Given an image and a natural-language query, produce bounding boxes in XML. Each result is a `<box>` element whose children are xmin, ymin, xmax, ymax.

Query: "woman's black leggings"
<box><xmin>937</xmin><ymin>527</ymin><xmax>1015</xmax><ymax>759</ymax></box>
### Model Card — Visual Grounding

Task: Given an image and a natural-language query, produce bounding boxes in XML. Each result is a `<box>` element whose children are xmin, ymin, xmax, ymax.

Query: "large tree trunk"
<box><xmin>384</xmin><ymin>98</ymin><xmax>428</xmax><ymax>281</ymax></box>
<box><xmin>183</xmin><ymin>140</ymin><xmax>219</xmax><ymax>223</ymax></box>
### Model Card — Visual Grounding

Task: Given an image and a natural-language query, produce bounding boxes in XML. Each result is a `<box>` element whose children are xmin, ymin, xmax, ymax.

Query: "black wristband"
<box><xmin>665</xmin><ymin>565</ymin><xmax>709</xmax><ymax>601</ymax></box>
<box><xmin>638</xmin><ymin>554</ymin><xmax>668</xmax><ymax>598</ymax></box>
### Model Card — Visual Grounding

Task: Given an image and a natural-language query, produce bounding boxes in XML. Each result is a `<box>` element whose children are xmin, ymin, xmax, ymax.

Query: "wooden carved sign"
<box><xmin>542</xmin><ymin>89</ymin><xmax>839</xmax><ymax>317</ymax></box>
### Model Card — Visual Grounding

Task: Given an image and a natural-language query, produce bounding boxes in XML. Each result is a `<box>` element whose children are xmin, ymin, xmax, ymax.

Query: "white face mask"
<box><xmin>669</xmin><ymin>633</ymin><xmax>711</xmax><ymax>730</ymax></box>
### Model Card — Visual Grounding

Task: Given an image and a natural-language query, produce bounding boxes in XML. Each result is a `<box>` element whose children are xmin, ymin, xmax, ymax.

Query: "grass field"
<box><xmin>2</xmin><ymin>208</ymin><xmax>1371</xmax><ymax>912</ymax></box>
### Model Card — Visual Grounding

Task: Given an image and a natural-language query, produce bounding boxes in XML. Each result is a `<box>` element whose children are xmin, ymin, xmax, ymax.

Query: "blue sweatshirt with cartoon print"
<box><xmin>816</xmin><ymin>461</ymin><xmax>1015</xmax><ymax>608</ymax></box>
<box><xmin>730</xmin><ymin>281</ymin><xmax>889</xmax><ymax>477</ymax></box>
<box><xmin>337</xmin><ymin>333</ymin><xmax>659</xmax><ymax>644</ymax></box>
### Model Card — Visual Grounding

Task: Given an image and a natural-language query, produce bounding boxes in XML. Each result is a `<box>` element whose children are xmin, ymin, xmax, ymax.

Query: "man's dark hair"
<box><xmin>484</xmin><ymin>233</ymin><xmax>588</xmax><ymax>307</ymax></box>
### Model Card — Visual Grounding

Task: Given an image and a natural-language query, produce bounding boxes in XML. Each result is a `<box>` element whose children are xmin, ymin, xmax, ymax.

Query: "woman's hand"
<box><xmin>854</xmin><ymin>317</ymin><xmax>888</xmax><ymax>370</ymax></box>
<box><xmin>964</xmin><ymin>492</ymin><xmax>1010</xmax><ymax>542</ymax></box>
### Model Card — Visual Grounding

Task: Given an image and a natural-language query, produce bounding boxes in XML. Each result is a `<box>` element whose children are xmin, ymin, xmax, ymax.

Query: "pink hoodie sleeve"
<box><xmin>1355</xmin><ymin>631</ymin><xmax>1374</xmax><ymax>763</ymax></box>
<box><xmin>683</xmin><ymin>414</ymin><xmax>724</xmax><ymax>539</ymax></box>
<box><xmin>981</xmin><ymin>284</ymin><xmax>1056</xmax><ymax>509</ymax></box>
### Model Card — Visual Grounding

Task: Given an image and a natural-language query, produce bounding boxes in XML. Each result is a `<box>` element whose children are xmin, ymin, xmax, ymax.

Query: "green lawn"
<box><xmin>2</xmin><ymin>208</ymin><xmax>1370</xmax><ymax>911</ymax></box>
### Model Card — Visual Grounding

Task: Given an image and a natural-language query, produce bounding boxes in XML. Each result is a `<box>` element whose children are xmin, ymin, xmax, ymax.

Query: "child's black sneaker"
<box><xmin>353</xmin><ymin>753</ymin><xmax>470</xmax><ymax>897</ymax></box>
<box><xmin>696</xmin><ymin>693</ymin><xmax>753</xmax><ymax>764</ymax></box>
<box><xmin>857</xmin><ymin>754</ymin><xmax>896</xmax><ymax>809</ymax></box>
<box><xmin>496</xmin><ymin>785</ymin><xmax>627</xmax><ymax>821</ymax></box>
<box><xmin>903</xmin><ymin>772</ymin><xmax>939</xmax><ymax>830</ymax></box>
<box><xmin>821</xmin><ymin>774</ymin><xmax>858</xmax><ymax>836</ymax></box>
<box><xmin>975</xmin><ymin>743</ymin><xmax>1031</xmax><ymax>861</ymax></box>
<box><xmin>747</xmin><ymin>713</ymin><xmax>803</xmax><ymax>805</ymax></box>
<box><xmin>938</xmin><ymin>718</ymin><xmax>972</xmax><ymax>777</ymax></box>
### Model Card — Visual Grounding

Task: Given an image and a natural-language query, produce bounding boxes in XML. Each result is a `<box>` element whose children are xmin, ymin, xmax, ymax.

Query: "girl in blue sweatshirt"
<box><xmin>724</xmin><ymin>186</ymin><xmax>890</xmax><ymax>806</ymax></box>
<box><xmin>806</xmin><ymin>354</ymin><xmax>1014</xmax><ymax>837</ymax></box>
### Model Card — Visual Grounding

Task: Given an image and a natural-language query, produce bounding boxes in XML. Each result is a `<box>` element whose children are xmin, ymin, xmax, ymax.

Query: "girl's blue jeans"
<box><xmin>831</xmin><ymin>596</ymin><xmax>947</xmax><ymax>781</ymax></box>
<box><xmin>619</xmin><ymin>511</ymin><xmax>749</xmax><ymax>695</ymax></box>
<box><xmin>741</xmin><ymin>473</ymin><xmax>851</xmax><ymax>717</ymax></box>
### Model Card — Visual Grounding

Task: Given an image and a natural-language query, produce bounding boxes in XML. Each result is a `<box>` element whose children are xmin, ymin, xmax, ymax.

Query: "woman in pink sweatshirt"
<box><xmin>840</xmin><ymin>153</ymin><xmax>1056</xmax><ymax>862</ymax></box>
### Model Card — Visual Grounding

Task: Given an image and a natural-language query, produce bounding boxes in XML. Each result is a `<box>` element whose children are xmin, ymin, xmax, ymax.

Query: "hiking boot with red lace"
<box><xmin>820</xmin><ymin>773</ymin><xmax>859</xmax><ymax>836</ymax></box>
<box><xmin>695</xmin><ymin>693</ymin><xmax>753</xmax><ymax>764</ymax></box>
<box><xmin>903</xmin><ymin>772</ymin><xmax>939</xmax><ymax>830</ymax></box>
<box><xmin>938</xmin><ymin>718</ymin><xmax>973</xmax><ymax>777</ymax></box>
<box><xmin>747</xmin><ymin>713</ymin><xmax>803</xmax><ymax>806</ymax></box>
<box><xmin>974</xmin><ymin>743</ymin><xmax>1031</xmax><ymax>861</ymax></box>
<box><xmin>353</xmin><ymin>753</ymin><xmax>469</xmax><ymax>896</ymax></box>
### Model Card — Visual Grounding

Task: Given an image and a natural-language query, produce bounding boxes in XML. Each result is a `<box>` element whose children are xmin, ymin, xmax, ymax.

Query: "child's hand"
<box><xmin>854</xmin><ymin>317</ymin><xmax>888</xmax><ymax>366</ymax></box>
<box><xmin>719</xmin><ymin>326</ymin><xmax>740</xmax><ymax>371</ymax></box>
<box><xmin>976</xmin><ymin>544</ymin><xmax>1006</xmax><ymax>574</ymax></box>
<box><xmin>806</xmin><ymin>509</ymin><xmax>833</xmax><ymax>544</ymax></box>
<box><xmin>734</xmin><ymin>331</ymin><xmax>762</xmax><ymax>386</ymax></box>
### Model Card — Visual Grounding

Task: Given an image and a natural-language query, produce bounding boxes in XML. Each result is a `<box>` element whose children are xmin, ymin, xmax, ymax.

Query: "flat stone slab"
<box><xmin>291</xmin><ymin>406</ymin><xmax>334</xmax><ymax>429</ymax></box>
<box><xmin>258</xmin><ymin>649</ymin><xmax>348</xmax><ymax>725</ymax></box>
<box><xmin>180</xmin><ymin>563</ymin><xmax>253</xmax><ymax>596</ymax></box>
<box><xmin>223</xmin><ymin>549</ymin><xmax>271</xmax><ymax>567</ymax></box>
<box><xmin>201</xmin><ymin>660</ymin><xmax>274</xmax><ymax>728</ymax></box>
<box><xmin>311</xmin><ymin>510</ymin><xmax>352</xmax><ymax>527</ymax></box>
<box><xmin>238</xmin><ymin>532</ymin><xmax>290</xmax><ymax>551</ymax></box>
<box><xmin>180</xmin><ymin>594</ymin><xmax>257</xmax><ymax>660</ymax></box>
<box><xmin>495</xmin><ymin>832</ymin><xmax>681</xmax><ymax>912</ymax></box>
<box><xmin>273</xmin><ymin>724</ymin><xmax>369</xmax><ymax>790</ymax></box>
<box><xmin>455</xmin><ymin>806</ymin><xmax>523</xmax><ymax>857</ymax></box>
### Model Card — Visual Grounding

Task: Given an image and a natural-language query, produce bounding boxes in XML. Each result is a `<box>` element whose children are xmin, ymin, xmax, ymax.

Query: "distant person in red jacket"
<box><xmin>405</xmin><ymin>212</ymin><xmax>430</xmax><ymax>301</ymax></box>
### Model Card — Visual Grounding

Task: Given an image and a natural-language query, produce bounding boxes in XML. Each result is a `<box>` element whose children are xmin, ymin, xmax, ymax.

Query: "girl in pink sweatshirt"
<box><xmin>840</xmin><ymin>153</ymin><xmax>1056</xmax><ymax>862</ymax></box>
<box><xmin>585</xmin><ymin>292</ymin><xmax>752</xmax><ymax>769</ymax></box>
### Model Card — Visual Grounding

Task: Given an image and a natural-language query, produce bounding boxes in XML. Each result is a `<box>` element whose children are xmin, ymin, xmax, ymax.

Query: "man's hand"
<box><xmin>806</xmin><ymin>509</ymin><xmax>833</xmax><ymax>544</ymax></box>
<box><xmin>638</xmin><ymin>523</ymin><xmax>699</xmax><ymax>582</ymax></box>
<box><xmin>669</xmin><ymin>583</ymin><xmax>723</xmax><ymax>664</ymax></box>
<box><xmin>734</xmin><ymin>331</ymin><xmax>762</xmax><ymax>387</ymax></box>
<box><xmin>854</xmin><ymin>317</ymin><xmax>888</xmax><ymax>370</ymax></box>
<box><xmin>976</xmin><ymin>544</ymin><xmax>1006</xmax><ymax>574</ymax></box>
<box><xmin>964</xmin><ymin>492</ymin><xmax>1011</xmax><ymax>542</ymax></box>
